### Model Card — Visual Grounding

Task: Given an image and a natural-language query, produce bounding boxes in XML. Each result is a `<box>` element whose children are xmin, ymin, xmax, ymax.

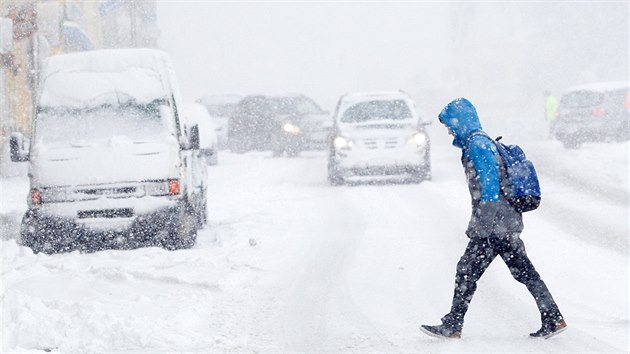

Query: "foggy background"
<box><xmin>158</xmin><ymin>1</ymin><xmax>627</xmax><ymax>134</ymax></box>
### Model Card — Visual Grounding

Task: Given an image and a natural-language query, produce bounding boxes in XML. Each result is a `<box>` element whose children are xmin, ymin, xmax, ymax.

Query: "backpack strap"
<box><xmin>464</xmin><ymin>131</ymin><xmax>510</xmax><ymax>196</ymax></box>
<box><xmin>464</xmin><ymin>131</ymin><xmax>492</xmax><ymax>150</ymax></box>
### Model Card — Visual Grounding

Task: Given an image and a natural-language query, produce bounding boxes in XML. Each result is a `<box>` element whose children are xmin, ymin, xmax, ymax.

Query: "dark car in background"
<box><xmin>228</xmin><ymin>94</ymin><xmax>330</xmax><ymax>156</ymax></box>
<box><xmin>554</xmin><ymin>82</ymin><xmax>630</xmax><ymax>148</ymax></box>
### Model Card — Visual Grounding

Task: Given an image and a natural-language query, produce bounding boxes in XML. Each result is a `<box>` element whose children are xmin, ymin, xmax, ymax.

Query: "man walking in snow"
<box><xmin>420</xmin><ymin>98</ymin><xmax>566</xmax><ymax>339</ymax></box>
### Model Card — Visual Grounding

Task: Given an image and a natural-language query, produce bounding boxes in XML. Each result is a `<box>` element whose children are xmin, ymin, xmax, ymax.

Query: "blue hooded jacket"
<box><xmin>438</xmin><ymin>98</ymin><xmax>523</xmax><ymax>238</ymax></box>
<box><xmin>438</xmin><ymin>98</ymin><xmax>500</xmax><ymax>202</ymax></box>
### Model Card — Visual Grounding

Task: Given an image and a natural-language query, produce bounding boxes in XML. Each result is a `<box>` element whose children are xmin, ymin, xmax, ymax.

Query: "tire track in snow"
<box><xmin>535</xmin><ymin>177</ymin><xmax>628</xmax><ymax>254</ymax></box>
<box><xmin>527</xmin><ymin>143</ymin><xmax>628</xmax><ymax>253</ymax></box>
<box><xmin>274</xmin><ymin>184</ymin><xmax>398</xmax><ymax>351</ymax></box>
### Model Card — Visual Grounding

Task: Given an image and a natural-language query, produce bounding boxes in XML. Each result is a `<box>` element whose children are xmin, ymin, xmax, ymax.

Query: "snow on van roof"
<box><xmin>564</xmin><ymin>81</ymin><xmax>630</xmax><ymax>93</ymax></box>
<box><xmin>39</xmin><ymin>49</ymin><xmax>173</xmax><ymax>108</ymax></box>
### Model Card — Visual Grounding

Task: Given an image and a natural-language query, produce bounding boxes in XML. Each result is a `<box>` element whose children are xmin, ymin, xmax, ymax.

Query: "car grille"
<box><xmin>360</xmin><ymin>137</ymin><xmax>401</xmax><ymax>150</ymax></box>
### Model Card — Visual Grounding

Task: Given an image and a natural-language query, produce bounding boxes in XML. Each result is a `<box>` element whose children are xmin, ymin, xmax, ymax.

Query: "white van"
<box><xmin>10</xmin><ymin>49</ymin><xmax>207</xmax><ymax>253</ymax></box>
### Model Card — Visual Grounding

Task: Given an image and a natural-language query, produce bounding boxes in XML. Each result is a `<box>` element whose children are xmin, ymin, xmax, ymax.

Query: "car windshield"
<box><xmin>35</xmin><ymin>101</ymin><xmax>167</xmax><ymax>145</ymax></box>
<box><xmin>560</xmin><ymin>91</ymin><xmax>603</xmax><ymax>108</ymax></box>
<box><xmin>235</xmin><ymin>97</ymin><xmax>272</xmax><ymax>117</ymax></box>
<box><xmin>340</xmin><ymin>99</ymin><xmax>412</xmax><ymax>123</ymax></box>
<box><xmin>268</xmin><ymin>97</ymin><xmax>323</xmax><ymax>116</ymax></box>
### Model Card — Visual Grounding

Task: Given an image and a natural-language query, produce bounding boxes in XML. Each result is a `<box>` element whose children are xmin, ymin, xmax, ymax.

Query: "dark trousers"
<box><xmin>442</xmin><ymin>234</ymin><xmax>563</xmax><ymax>331</ymax></box>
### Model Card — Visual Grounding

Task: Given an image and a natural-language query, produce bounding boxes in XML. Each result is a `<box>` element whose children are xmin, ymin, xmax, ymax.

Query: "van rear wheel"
<box><xmin>161</xmin><ymin>203</ymin><xmax>198</xmax><ymax>250</ymax></box>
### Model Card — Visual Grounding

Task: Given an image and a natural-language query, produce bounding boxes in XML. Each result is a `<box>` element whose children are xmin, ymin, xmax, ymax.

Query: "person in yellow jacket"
<box><xmin>544</xmin><ymin>91</ymin><xmax>558</xmax><ymax>138</ymax></box>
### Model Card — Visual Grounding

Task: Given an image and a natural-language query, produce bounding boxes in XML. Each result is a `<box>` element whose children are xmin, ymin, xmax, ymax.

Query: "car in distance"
<box><xmin>327</xmin><ymin>91</ymin><xmax>431</xmax><ymax>185</ymax></box>
<box><xmin>554</xmin><ymin>81</ymin><xmax>630</xmax><ymax>148</ymax></box>
<box><xmin>196</xmin><ymin>94</ymin><xmax>241</xmax><ymax>149</ymax></box>
<box><xmin>228</xmin><ymin>94</ymin><xmax>330</xmax><ymax>156</ymax></box>
<box><xmin>227</xmin><ymin>95</ymin><xmax>271</xmax><ymax>153</ymax></box>
<box><xmin>181</xmin><ymin>102</ymin><xmax>219</xmax><ymax>165</ymax></box>
<box><xmin>267</xmin><ymin>95</ymin><xmax>330</xmax><ymax>156</ymax></box>
<box><xmin>178</xmin><ymin>107</ymin><xmax>209</xmax><ymax>225</ymax></box>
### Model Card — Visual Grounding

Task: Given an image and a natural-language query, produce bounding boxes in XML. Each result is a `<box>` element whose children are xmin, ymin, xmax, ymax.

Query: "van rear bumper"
<box><xmin>20</xmin><ymin>202</ymin><xmax>186</xmax><ymax>253</ymax></box>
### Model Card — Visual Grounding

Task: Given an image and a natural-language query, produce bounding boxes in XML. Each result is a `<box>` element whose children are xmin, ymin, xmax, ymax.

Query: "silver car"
<box><xmin>327</xmin><ymin>91</ymin><xmax>431</xmax><ymax>185</ymax></box>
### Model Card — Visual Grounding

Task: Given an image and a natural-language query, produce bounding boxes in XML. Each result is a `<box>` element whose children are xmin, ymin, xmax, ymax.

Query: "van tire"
<box><xmin>162</xmin><ymin>203</ymin><xmax>198</xmax><ymax>250</ymax></box>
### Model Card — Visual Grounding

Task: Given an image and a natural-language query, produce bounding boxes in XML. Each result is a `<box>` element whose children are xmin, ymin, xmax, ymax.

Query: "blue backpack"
<box><xmin>492</xmin><ymin>136</ymin><xmax>541</xmax><ymax>213</ymax></box>
<box><xmin>467</xmin><ymin>133</ymin><xmax>541</xmax><ymax>213</ymax></box>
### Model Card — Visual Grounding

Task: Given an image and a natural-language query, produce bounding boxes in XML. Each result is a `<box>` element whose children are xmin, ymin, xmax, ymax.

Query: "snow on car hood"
<box><xmin>30</xmin><ymin>135</ymin><xmax>181</xmax><ymax>187</ymax></box>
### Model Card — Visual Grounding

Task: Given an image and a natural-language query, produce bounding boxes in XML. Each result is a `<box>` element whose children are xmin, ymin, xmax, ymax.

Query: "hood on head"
<box><xmin>438</xmin><ymin>98</ymin><xmax>482</xmax><ymax>148</ymax></box>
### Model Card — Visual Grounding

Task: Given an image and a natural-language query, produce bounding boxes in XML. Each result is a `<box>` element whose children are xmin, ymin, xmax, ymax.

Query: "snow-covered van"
<box><xmin>10</xmin><ymin>49</ymin><xmax>207</xmax><ymax>253</ymax></box>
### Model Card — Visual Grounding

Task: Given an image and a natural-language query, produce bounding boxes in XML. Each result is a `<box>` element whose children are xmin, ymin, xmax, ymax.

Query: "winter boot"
<box><xmin>529</xmin><ymin>319</ymin><xmax>567</xmax><ymax>339</ymax></box>
<box><xmin>420</xmin><ymin>324</ymin><xmax>461</xmax><ymax>339</ymax></box>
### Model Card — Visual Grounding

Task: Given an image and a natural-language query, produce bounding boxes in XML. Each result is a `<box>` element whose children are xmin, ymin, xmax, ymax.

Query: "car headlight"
<box><xmin>333</xmin><ymin>136</ymin><xmax>353</xmax><ymax>149</ymax></box>
<box><xmin>283</xmin><ymin>123</ymin><xmax>301</xmax><ymax>134</ymax></box>
<box><xmin>409</xmin><ymin>132</ymin><xmax>428</xmax><ymax>147</ymax></box>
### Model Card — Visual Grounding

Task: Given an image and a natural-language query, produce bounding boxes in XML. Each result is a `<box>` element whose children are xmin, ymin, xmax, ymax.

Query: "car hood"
<box><xmin>30</xmin><ymin>135</ymin><xmax>181</xmax><ymax>187</ymax></box>
<box><xmin>338</xmin><ymin>119</ymin><xmax>418</xmax><ymax>138</ymax></box>
<box><xmin>277</xmin><ymin>113</ymin><xmax>331</xmax><ymax>125</ymax></box>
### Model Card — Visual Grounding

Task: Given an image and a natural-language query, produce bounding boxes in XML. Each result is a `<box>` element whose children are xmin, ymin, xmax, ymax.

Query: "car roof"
<box><xmin>341</xmin><ymin>91</ymin><xmax>411</xmax><ymax>102</ymax></box>
<box><xmin>197</xmin><ymin>94</ymin><xmax>242</xmax><ymax>105</ymax></box>
<box><xmin>564</xmin><ymin>81</ymin><xmax>630</xmax><ymax>94</ymax></box>
<box><xmin>334</xmin><ymin>91</ymin><xmax>419</xmax><ymax>121</ymax></box>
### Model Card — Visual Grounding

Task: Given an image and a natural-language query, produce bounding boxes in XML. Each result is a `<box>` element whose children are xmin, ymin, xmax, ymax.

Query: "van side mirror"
<box><xmin>9</xmin><ymin>132</ymin><xmax>29</xmax><ymax>162</ymax></box>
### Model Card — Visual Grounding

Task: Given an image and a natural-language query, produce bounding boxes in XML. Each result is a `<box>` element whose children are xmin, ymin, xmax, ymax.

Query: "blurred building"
<box><xmin>0</xmin><ymin>0</ymin><xmax>158</xmax><ymax>175</ymax></box>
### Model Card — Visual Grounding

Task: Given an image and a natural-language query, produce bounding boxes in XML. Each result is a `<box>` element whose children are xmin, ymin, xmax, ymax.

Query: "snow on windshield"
<box><xmin>341</xmin><ymin>100</ymin><xmax>413</xmax><ymax>123</ymax></box>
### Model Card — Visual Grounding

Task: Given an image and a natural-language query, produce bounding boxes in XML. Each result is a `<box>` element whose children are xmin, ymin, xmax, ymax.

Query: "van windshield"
<box><xmin>341</xmin><ymin>100</ymin><xmax>412</xmax><ymax>123</ymax></box>
<box><xmin>35</xmin><ymin>101</ymin><xmax>167</xmax><ymax>145</ymax></box>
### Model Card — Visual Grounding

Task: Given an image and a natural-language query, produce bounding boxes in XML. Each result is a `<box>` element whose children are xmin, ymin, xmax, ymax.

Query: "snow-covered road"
<box><xmin>1</xmin><ymin>133</ymin><xmax>628</xmax><ymax>353</ymax></box>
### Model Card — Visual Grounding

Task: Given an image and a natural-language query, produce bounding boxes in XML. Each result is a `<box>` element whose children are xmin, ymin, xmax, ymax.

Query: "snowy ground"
<box><xmin>1</xmin><ymin>127</ymin><xmax>628</xmax><ymax>353</ymax></box>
